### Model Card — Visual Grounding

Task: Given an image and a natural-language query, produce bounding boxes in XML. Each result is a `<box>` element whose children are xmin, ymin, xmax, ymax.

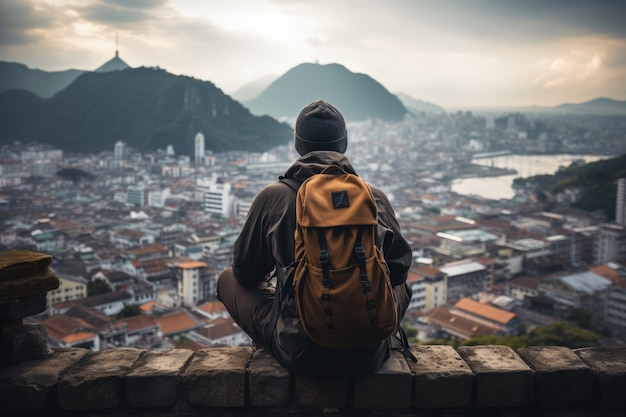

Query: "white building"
<box><xmin>175</xmin><ymin>261</ymin><xmax>209</xmax><ymax>307</ymax></box>
<box><xmin>147</xmin><ymin>188</ymin><xmax>171</xmax><ymax>208</ymax></box>
<box><xmin>114</xmin><ymin>140</ymin><xmax>126</xmax><ymax>160</ymax></box>
<box><xmin>616</xmin><ymin>178</ymin><xmax>626</xmax><ymax>225</ymax></box>
<box><xmin>197</xmin><ymin>177</ymin><xmax>232</xmax><ymax>218</ymax></box>
<box><xmin>195</xmin><ymin>132</ymin><xmax>205</xmax><ymax>165</ymax></box>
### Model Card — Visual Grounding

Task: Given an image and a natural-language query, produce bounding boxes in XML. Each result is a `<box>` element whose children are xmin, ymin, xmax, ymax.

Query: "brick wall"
<box><xmin>1</xmin><ymin>344</ymin><xmax>625</xmax><ymax>416</ymax></box>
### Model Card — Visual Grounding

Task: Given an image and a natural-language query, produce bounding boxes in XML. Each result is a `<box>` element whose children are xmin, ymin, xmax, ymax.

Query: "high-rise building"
<box><xmin>195</xmin><ymin>132</ymin><xmax>205</xmax><ymax>165</ymax></box>
<box><xmin>175</xmin><ymin>261</ymin><xmax>209</xmax><ymax>307</ymax></box>
<box><xmin>114</xmin><ymin>140</ymin><xmax>126</xmax><ymax>160</ymax></box>
<box><xmin>616</xmin><ymin>178</ymin><xmax>626</xmax><ymax>225</ymax></box>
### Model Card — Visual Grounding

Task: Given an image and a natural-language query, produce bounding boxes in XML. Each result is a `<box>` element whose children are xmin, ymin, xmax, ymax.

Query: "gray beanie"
<box><xmin>294</xmin><ymin>100</ymin><xmax>348</xmax><ymax>156</ymax></box>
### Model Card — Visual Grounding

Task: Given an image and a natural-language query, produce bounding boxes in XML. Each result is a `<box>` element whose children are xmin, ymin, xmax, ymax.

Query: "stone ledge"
<box><xmin>0</xmin><ymin>345</ymin><xmax>624</xmax><ymax>416</ymax></box>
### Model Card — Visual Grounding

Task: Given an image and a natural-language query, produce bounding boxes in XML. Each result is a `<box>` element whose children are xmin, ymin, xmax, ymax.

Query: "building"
<box><xmin>412</xmin><ymin>265</ymin><xmax>447</xmax><ymax>312</ymax></box>
<box><xmin>47</xmin><ymin>272</ymin><xmax>87</xmax><ymax>305</ymax></box>
<box><xmin>406</xmin><ymin>270</ymin><xmax>426</xmax><ymax>311</ymax></box>
<box><xmin>616</xmin><ymin>178</ymin><xmax>626</xmax><ymax>225</ymax></box>
<box><xmin>605</xmin><ymin>281</ymin><xmax>626</xmax><ymax>338</ymax></box>
<box><xmin>593</xmin><ymin>223</ymin><xmax>626</xmax><ymax>264</ymax></box>
<box><xmin>439</xmin><ymin>260</ymin><xmax>487</xmax><ymax>303</ymax></box>
<box><xmin>43</xmin><ymin>314</ymin><xmax>101</xmax><ymax>350</ymax></box>
<box><xmin>127</xmin><ymin>186</ymin><xmax>146</xmax><ymax>206</ymax></box>
<box><xmin>195</xmin><ymin>132</ymin><xmax>205</xmax><ymax>165</ymax></box>
<box><xmin>197</xmin><ymin>177</ymin><xmax>232</xmax><ymax>218</ymax></box>
<box><xmin>175</xmin><ymin>261</ymin><xmax>210</xmax><ymax>307</ymax></box>
<box><xmin>188</xmin><ymin>317</ymin><xmax>251</xmax><ymax>347</ymax></box>
<box><xmin>114</xmin><ymin>140</ymin><xmax>126</xmax><ymax>160</ymax></box>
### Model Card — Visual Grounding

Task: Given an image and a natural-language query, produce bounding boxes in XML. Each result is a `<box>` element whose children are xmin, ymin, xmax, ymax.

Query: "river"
<box><xmin>451</xmin><ymin>154</ymin><xmax>614</xmax><ymax>200</ymax></box>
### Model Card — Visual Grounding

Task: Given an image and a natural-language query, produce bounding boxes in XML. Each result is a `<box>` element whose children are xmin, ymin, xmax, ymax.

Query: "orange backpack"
<box><xmin>285</xmin><ymin>166</ymin><xmax>398</xmax><ymax>349</ymax></box>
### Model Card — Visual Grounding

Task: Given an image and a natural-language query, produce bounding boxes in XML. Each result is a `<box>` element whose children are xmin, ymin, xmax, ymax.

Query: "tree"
<box><xmin>87</xmin><ymin>278</ymin><xmax>111</xmax><ymax>296</ymax></box>
<box><xmin>526</xmin><ymin>322</ymin><xmax>599</xmax><ymax>348</ymax></box>
<box><xmin>567</xmin><ymin>308</ymin><xmax>593</xmax><ymax>330</ymax></box>
<box><xmin>116</xmin><ymin>304</ymin><xmax>142</xmax><ymax>319</ymax></box>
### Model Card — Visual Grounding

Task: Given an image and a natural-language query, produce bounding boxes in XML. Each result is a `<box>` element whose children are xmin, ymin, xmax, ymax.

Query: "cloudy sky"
<box><xmin>1</xmin><ymin>0</ymin><xmax>625</xmax><ymax>109</ymax></box>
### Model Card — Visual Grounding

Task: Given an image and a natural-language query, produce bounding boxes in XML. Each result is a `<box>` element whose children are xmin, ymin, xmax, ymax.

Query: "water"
<box><xmin>451</xmin><ymin>154</ymin><xmax>613</xmax><ymax>200</ymax></box>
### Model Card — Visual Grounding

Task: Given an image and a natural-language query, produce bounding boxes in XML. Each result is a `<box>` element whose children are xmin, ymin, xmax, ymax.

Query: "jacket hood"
<box><xmin>282</xmin><ymin>151</ymin><xmax>357</xmax><ymax>183</ymax></box>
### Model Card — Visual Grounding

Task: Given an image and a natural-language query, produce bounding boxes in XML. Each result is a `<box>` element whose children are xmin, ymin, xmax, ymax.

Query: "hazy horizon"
<box><xmin>1</xmin><ymin>0</ymin><xmax>625</xmax><ymax>109</ymax></box>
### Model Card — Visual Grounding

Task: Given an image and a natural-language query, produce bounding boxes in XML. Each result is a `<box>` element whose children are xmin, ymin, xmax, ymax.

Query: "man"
<box><xmin>218</xmin><ymin>100</ymin><xmax>412</xmax><ymax>376</ymax></box>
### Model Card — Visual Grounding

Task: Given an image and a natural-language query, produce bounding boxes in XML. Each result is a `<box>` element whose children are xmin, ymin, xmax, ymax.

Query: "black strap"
<box><xmin>264</xmin><ymin>264</ymin><xmax>294</xmax><ymax>351</ymax></box>
<box><xmin>317</xmin><ymin>229</ymin><xmax>332</xmax><ymax>288</ymax></box>
<box><xmin>354</xmin><ymin>227</ymin><xmax>368</xmax><ymax>284</ymax></box>
<box><xmin>279</xmin><ymin>177</ymin><xmax>301</xmax><ymax>193</ymax></box>
<box><xmin>398</xmin><ymin>325</ymin><xmax>417</xmax><ymax>362</ymax></box>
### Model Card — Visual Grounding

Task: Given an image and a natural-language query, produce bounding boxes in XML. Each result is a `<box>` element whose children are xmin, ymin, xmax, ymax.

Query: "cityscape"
<box><xmin>1</xmin><ymin>109</ymin><xmax>626</xmax><ymax>351</ymax></box>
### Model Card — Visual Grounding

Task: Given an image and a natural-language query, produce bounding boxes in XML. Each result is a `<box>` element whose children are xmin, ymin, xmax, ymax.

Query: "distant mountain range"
<box><xmin>243</xmin><ymin>63</ymin><xmax>409</xmax><ymax>121</ymax></box>
<box><xmin>1</xmin><ymin>59</ymin><xmax>625</xmax><ymax>156</ymax></box>
<box><xmin>526</xmin><ymin>97</ymin><xmax>626</xmax><ymax>115</ymax></box>
<box><xmin>0</xmin><ymin>62</ymin><xmax>86</xmax><ymax>99</ymax></box>
<box><xmin>0</xmin><ymin>67</ymin><xmax>293</xmax><ymax>155</ymax></box>
<box><xmin>395</xmin><ymin>92</ymin><xmax>446</xmax><ymax>114</ymax></box>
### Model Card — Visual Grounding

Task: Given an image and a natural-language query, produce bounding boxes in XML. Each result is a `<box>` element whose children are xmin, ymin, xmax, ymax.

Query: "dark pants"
<box><xmin>217</xmin><ymin>268</ymin><xmax>413</xmax><ymax>350</ymax></box>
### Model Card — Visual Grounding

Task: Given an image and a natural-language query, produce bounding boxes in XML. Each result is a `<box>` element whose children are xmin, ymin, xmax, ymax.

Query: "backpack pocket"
<box><xmin>294</xmin><ymin>253</ymin><xmax>397</xmax><ymax>350</ymax></box>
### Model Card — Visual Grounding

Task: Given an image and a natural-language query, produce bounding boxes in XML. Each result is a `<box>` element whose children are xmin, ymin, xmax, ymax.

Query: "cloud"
<box><xmin>0</xmin><ymin>0</ymin><xmax>58</xmax><ymax>46</ymax></box>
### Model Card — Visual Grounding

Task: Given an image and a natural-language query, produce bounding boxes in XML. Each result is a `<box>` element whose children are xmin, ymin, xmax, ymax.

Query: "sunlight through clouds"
<box><xmin>1</xmin><ymin>0</ymin><xmax>625</xmax><ymax>109</ymax></box>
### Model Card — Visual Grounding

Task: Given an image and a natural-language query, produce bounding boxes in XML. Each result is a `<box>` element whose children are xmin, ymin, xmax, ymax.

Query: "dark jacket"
<box><xmin>232</xmin><ymin>151</ymin><xmax>412</xmax><ymax>375</ymax></box>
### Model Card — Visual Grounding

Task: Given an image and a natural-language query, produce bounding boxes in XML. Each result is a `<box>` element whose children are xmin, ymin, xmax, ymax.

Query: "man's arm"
<box><xmin>231</xmin><ymin>182</ymin><xmax>296</xmax><ymax>287</ymax></box>
<box><xmin>372</xmin><ymin>187</ymin><xmax>412</xmax><ymax>286</ymax></box>
<box><xmin>232</xmin><ymin>186</ymin><xmax>277</xmax><ymax>287</ymax></box>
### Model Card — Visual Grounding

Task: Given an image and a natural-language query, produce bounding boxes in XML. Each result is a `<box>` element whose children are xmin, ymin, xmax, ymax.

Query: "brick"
<box><xmin>0</xmin><ymin>347</ymin><xmax>89</xmax><ymax>414</ymax></box>
<box><xmin>0</xmin><ymin>322</ymin><xmax>53</xmax><ymax>365</ymax></box>
<box><xmin>248</xmin><ymin>349</ymin><xmax>291</xmax><ymax>407</ymax></box>
<box><xmin>183</xmin><ymin>347</ymin><xmax>251</xmax><ymax>407</ymax></box>
<box><xmin>576</xmin><ymin>347</ymin><xmax>626</xmax><ymax>406</ymax></box>
<box><xmin>458</xmin><ymin>345</ymin><xmax>534</xmax><ymax>407</ymax></box>
<box><xmin>58</xmin><ymin>347</ymin><xmax>144</xmax><ymax>410</ymax></box>
<box><xmin>518</xmin><ymin>346</ymin><xmax>592</xmax><ymax>405</ymax></box>
<box><xmin>353</xmin><ymin>350</ymin><xmax>412</xmax><ymax>409</ymax></box>
<box><xmin>410</xmin><ymin>345</ymin><xmax>473</xmax><ymax>409</ymax></box>
<box><xmin>0</xmin><ymin>293</ymin><xmax>47</xmax><ymax>320</ymax></box>
<box><xmin>0</xmin><ymin>270</ymin><xmax>59</xmax><ymax>303</ymax></box>
<box><xmin>0</xmin><ymin>250</ymin><xmax>52</xmax><ymax>282</ymax></box>
<box><xmin>295</xmin><ymin>374</ymin><xmax>350</xmax><ymax>409</ymax></box>
<box><xmin>126</xmin><ymin>349</ymin><xmax>193</xmax><ymax>408</ymax></box>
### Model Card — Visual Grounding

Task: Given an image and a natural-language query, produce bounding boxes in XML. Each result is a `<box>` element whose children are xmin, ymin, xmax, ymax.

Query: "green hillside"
<box><xmin>514</xmin><ymin>154</ymin><xmax>626</xmax><ymax>219</ymax></box>
<box><xmin>0</xmin><ymin>67</ymin><xmax>293</xmax><ymax>155</ymax></box>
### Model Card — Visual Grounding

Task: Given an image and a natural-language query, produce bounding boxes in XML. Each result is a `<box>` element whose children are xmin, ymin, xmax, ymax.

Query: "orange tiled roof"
<box><xmin>589</xmin><ymin>264</ymin><xmax>622</xmax><ymax>283</ymax></box>
<box><xmin>454</xmin><ymin>298</ymin><xmax>516</xmax><ymax>324</ymax></box>
<box><xmin>428</xmin><ymin>305</ymin><xmax>501</xmax><ymax>339</ymax></box>
<box><xmin>196</xmin><ymin>300</ymin><xmax>227</xmax><ymax>315</ymax></box>
<box><xmin>407</xmin><ymin>270</ymin><xmax>425</xmax><ymax>282</ymax></box>
<box><xmin>153</xmin><ymin>311</ymin><xmax>201</xmax><ymax>335</ymax></box>
<box><xmin>116</xmin><ymin>314</ymin><xmax>158</xmax><ymax>332</ymax></box>
<box><xmin>62</xmin><ymin>331</ymin><xmax>97</xmax><ymax>344</ymax></box>
<box><xmin>177</xmin><ymin>261</ymin><xmax>208</xmax><ymax>269</ymax></box>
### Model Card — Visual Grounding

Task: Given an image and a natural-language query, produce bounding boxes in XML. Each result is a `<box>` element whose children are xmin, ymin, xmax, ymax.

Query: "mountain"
<box><xmin>395</xmin><ymin>92</ymin><xmax>446</xmax><ymax>114</ymax></box>
<box><xmin>0</xmin><ymin>67</ymin><xmax>293</xmax><ymax>155</ymax></box>
<box><xmin>551</xmin><ymin>97</ymin><xmax>626</xmax><ymax>115</ymax></box>
<box><xmin>230</xmin><ymin>74</ymin><xmax>278</xmax><ymax>102</ymax></box>
<box><xmin>244</xmin><ymin>63</ymin><xmax>408</xmax><ymax>121</ymax></box>
<box><xmin>0</xmin><ymin>61</ymin><xmax>86</xmax><ymax>99</ymax></box>
<box><xmin>487</xmin><ymin>97</ymin><xmax>626</xmax><ymax>116</ymax></box>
